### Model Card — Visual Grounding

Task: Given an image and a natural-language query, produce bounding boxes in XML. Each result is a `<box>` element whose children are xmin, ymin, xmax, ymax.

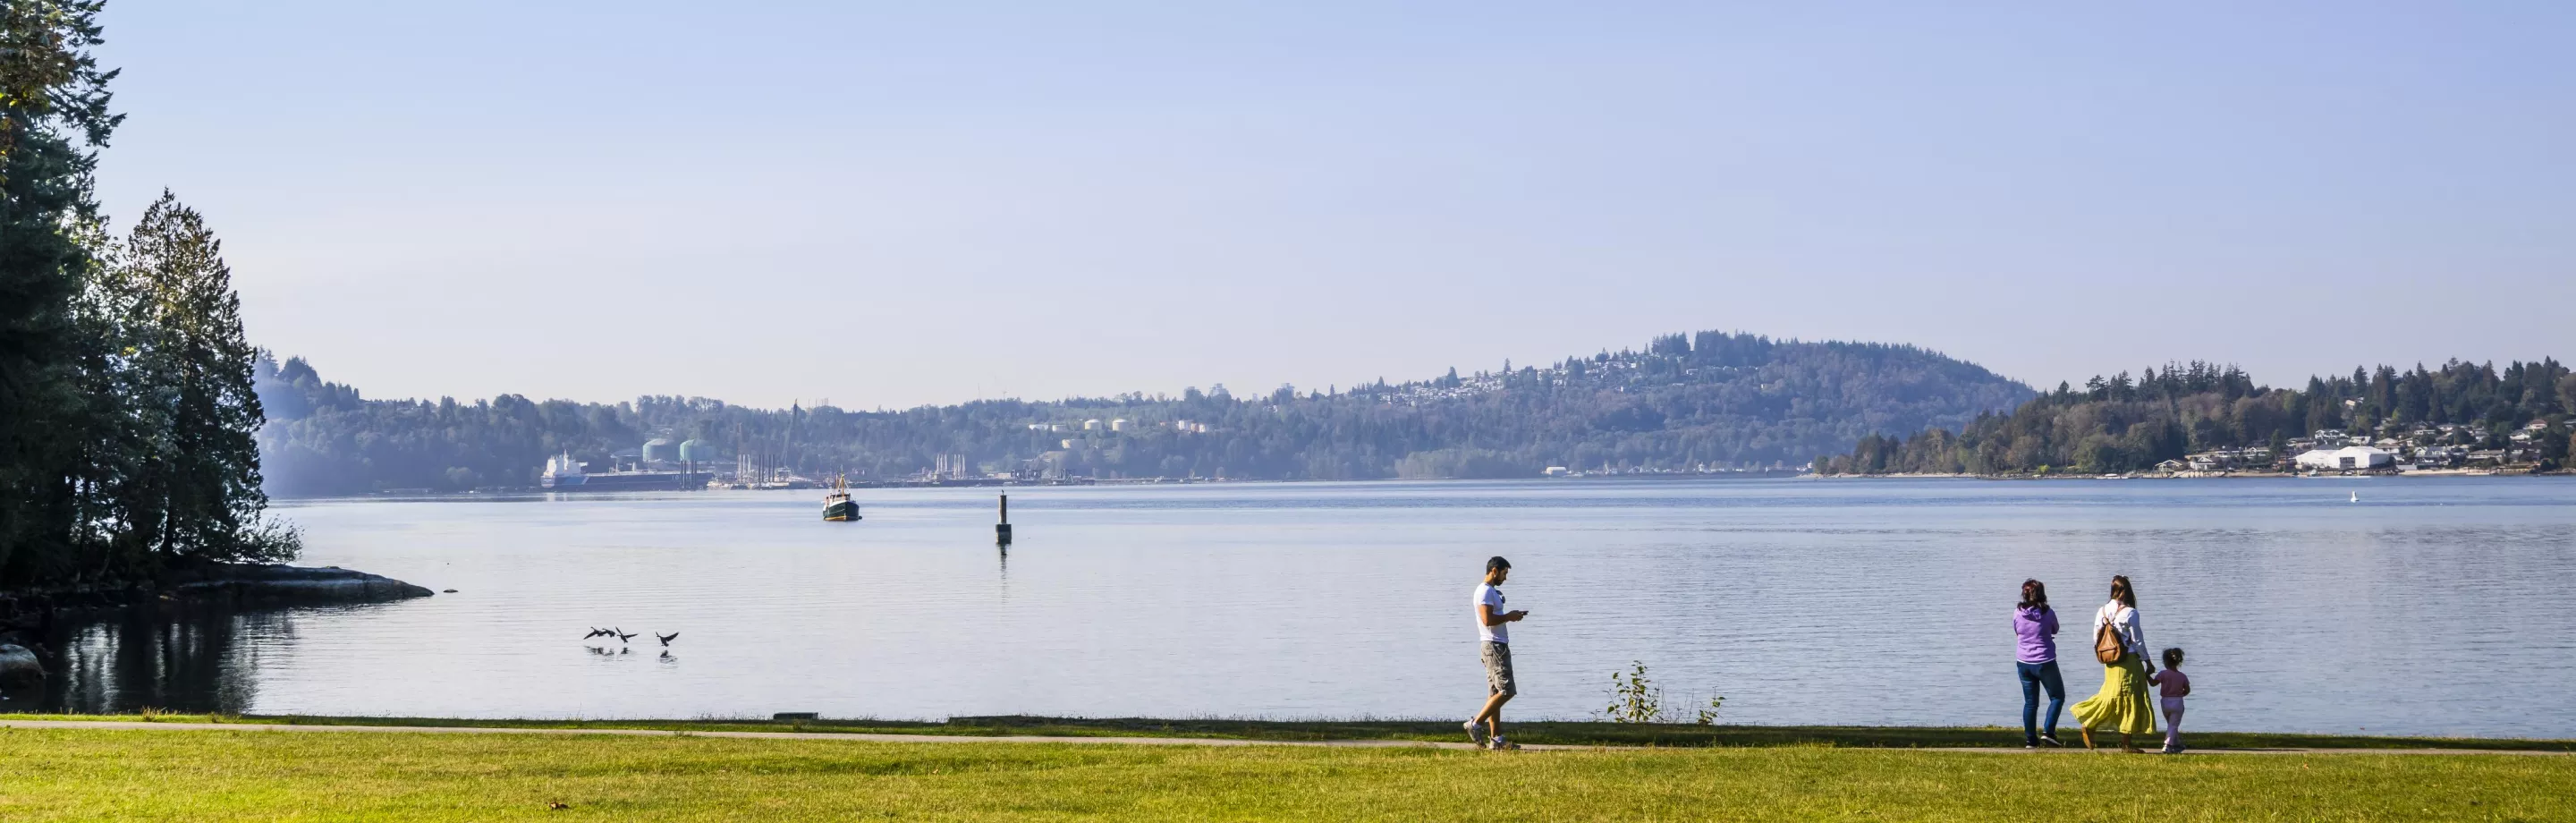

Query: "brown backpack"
<box><xmin>2093</xmin><ymin>608</ymin><xmax>2130</xmax><ymax>664</ymax></box>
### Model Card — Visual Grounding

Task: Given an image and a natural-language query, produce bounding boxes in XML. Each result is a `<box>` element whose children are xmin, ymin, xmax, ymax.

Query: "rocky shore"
<box><xmin>0</xmin><ymin>564</ymin><xmax>435</xmax><ymax>688</ymax></box>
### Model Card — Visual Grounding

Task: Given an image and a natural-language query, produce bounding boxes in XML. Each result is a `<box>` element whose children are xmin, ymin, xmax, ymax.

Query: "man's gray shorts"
<box><xmin>1481</xmin><ymin>641</ymin><xmax>1517</xmax><ymax>697</ymax></box>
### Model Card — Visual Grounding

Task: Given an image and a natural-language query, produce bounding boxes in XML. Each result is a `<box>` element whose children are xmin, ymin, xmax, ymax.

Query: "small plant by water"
<box><xmin>1601</xmin><ymin>661</ymin><xmax>1724</xmax><ymax>725</ymax></box>
<box><xmin>1694</xmin><ymin>695</ymin><xmax>1725</xmax><ymax>725</ymax></box>
<box><xmin>1603</xmin><ymin>661</ymin><xmax>1663</xmax><ymax>724</ymax></box>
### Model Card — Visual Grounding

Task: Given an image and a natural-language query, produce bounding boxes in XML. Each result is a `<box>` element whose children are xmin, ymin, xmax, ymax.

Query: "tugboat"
<box><xmin>822</xmin><ymin>476</ymin><xmax>860</xmax><ymax>522</ymax></box>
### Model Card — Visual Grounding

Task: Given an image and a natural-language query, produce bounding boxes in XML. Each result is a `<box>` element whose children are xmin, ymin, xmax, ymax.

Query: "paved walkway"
<box><xmin>1923</xmin><ymin>746</ymin><xmax>2569</xmax><ymax>757</ymax></box>
<box><xmin>0</xmin><ymin>720</ymin><xmax>2562</xmax><ymax>755</ymax></box>
<box><xmin>0</xmin><ymin>719</ymin><xmax>1569</xmax><ymax>751</ymax></box>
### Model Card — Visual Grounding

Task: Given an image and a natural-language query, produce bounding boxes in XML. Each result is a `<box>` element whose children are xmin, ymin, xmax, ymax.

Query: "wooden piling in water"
<box><xmin>996</xmin><ymin>494</ymin><xmax>1013</xmax><ymax>545</ymax></box>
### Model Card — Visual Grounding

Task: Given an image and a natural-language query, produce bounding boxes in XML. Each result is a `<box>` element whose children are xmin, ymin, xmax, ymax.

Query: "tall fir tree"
<box><xmin>121</xmin><ymin>191</ymin><xmax>297</xmax><ymax>566</ymax></box>
<box><xmin>0</xmin><ymin>0</ymin><xmax>118</xmax><ymax>586</ymax></box>
<box><xmin>2</xmin><ymin>6</ymin><xmax>295</xmax><ymax>587</ymax></box>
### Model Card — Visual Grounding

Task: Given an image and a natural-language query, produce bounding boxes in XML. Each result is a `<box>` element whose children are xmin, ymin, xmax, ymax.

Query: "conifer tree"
<box><xmin>0</xmin><ymin>0</ymin><xmax>117</xmax><ymax>585</ymax></box>
<box><xmin>121</xmin><ymin>191</ymin><xmax>297</xmax><ymax>565</ymax></box>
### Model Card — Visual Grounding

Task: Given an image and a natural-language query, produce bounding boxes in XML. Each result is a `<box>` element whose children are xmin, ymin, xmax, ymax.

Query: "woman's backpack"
<box><xmin>2093</xmin><ymin>608</ymin><xmax>2129</xmax><ymax>664</ymax></box>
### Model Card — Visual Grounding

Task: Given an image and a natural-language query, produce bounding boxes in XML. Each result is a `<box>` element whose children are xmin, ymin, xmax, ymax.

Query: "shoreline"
<box><xmin>1818</xmin><ymin>469</ymin><xmax>2566</xmax><ymax>480</ymax></box>
<box><xmin>0</xmin><ymin>564</ymin><xmax>435</xmax><ymax>612</ymax></box>
<box><xmin>270</xmin><ymin>468</ymin><xmax>2572</xmax><ymax>500</ymax></box>
<box><xmin>0</xmin><ymin>564</ymin><xmax>434</xmax><ymax>686</ymax></box>
<box><xmin>4</xmin><ymin>712</ymin><xmax>2565</xmax><ymax>752</ymax></box>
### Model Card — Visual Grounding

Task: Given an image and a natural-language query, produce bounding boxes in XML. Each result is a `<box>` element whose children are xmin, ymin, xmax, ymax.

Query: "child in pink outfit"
<box><xmin>2147</xmin><ymin>648</ymin><xmax>2191</xmax><ymax>753</ymax></box>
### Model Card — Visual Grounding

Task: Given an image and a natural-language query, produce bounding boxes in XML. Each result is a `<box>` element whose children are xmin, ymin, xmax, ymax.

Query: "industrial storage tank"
<box><xmin>679</xmin><ymin>438</ymin><xmax>713</xmax><ymax>462</ymax></box>
<box><xmin>641</xmin><ymin>437</ymin><xmax>677</xmax><ymax>463</ymax></box>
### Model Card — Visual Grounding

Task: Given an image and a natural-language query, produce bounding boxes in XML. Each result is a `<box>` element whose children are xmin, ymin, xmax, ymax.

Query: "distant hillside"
<box><xmin>252</xmin><ymin>330</ymin><xmax>2034</xmax><ymax>494</ymax></box>
<box><xmin>1821</xmin><ymin>360</ymin><xmax>2574</xmax><ymax>476</ymax></box>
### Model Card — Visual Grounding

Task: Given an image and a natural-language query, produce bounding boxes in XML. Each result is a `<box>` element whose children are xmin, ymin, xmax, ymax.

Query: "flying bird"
<box><xmin>657</xmin><ymin>632</ymin><xmax>680</xmax><ymax>647</ymax></box>
<box><xmin>583</xmin><ymin>628</ymin><xmax>609</xmax><ymax>639</ymax></box>
<box><xmin>612</xmin><ymin>629</ymin><xmax>637</xmax><ymax>643</ymax></box>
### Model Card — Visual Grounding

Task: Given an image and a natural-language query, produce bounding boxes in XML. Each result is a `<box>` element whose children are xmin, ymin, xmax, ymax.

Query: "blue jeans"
<box><xmin>2017</xmin><ymin>660</ymin><xmax>2065</xmax><ymax>743</ymax></box>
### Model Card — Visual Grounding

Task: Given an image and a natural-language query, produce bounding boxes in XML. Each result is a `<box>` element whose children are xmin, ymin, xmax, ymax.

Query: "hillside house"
<box><xmin>2294</xmin><ymin>445</ymin><xmax>2394</xmax><ymax>471</ymax></box>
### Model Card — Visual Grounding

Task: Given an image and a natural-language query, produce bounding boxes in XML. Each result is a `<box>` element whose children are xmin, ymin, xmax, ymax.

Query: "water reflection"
<box><xmin>28</xmin><ymin>607</ymin><xmax>284</xmax><ymax>713</ymax></box>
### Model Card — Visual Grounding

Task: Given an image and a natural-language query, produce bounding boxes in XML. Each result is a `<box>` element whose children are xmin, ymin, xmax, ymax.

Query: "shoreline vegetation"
<box><xmin>1818</xmin><ymin>360</ymin><xmax>2572</xmax><ymax>478</ymax></box>
<box><xmin>1814</xmin><ymin>468</ymin><xmax>2565</xmax><ymax>479</ymax></box>
<box><xmin>5</xmin><ymin>713</ymin><xmax>2567</xmax><ymax>752</ymax></box>
<box><xmin>259</xmin><ymin>466</ymin><xmax>2567</xmax><ymax>503</ymax></box>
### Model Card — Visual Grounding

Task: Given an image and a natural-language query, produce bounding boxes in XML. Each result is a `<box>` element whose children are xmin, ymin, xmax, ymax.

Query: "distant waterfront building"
<box><xmin>2293</xmin><ymin>445</ymin><xmax>2393</xmax><ymax>471</ymax></box>
<box><xmin>1543</xmin><ymin>466</ymin><xmax>1570</xmax><ymax>477</ymax></box>
<box><xmin>1083</xmin><ymin>419</ymin><xmax>1102</xmax><ymax>430</ymax></box>
<box><xmin>1110</xmin><ymin>419</ymin><xmax>1129</xmax><ymax>432</ymax></box>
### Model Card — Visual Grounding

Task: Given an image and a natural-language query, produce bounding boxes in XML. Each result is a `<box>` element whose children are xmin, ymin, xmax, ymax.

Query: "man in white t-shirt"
<box><xmin>1464</xmin><ymin>556</ymin><xmax>1529</xmax><ymax>750</ymax></box>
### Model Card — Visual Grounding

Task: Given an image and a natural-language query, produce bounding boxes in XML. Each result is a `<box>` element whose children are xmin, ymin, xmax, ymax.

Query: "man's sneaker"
<box><xmin>1486</xmin><ymin>735</ymin><xmax>1520</xmax><ymax>751</ymax></box>
<box><xmin>2037</xmin><ymin>735</ymin><xmax>2065</xmax><ymax>748</ymax></box>
<box><xmin>1462</xmin><ymin>720</ymin><xmax>1487</xmax><ymax>746</ymax></box>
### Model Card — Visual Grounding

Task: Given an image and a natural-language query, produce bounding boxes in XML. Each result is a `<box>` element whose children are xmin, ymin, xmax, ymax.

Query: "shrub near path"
<box><xmin>3</xmin><ymin>726</ymin><xmax>2572</xmax><ymax>821</ymax></box>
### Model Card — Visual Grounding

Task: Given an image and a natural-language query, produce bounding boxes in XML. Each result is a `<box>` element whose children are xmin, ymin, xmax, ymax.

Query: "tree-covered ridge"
<box><xmin>0</xmin><ymin>3</ymin><xmax>293</xmax><ymax>590</ymax></box>
<box><xmin>253</xmin><ymin>330</ymin><xmax>2035</xmax><ymax>494</ymax></box>
<box><xmin>1821</xmin><ymin>360</ymin><xmax>2576</xmax><ymax>476</ymax></box>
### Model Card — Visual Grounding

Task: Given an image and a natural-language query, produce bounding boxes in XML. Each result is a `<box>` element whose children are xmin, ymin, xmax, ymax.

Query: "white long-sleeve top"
<box><xmin>2093</xmin><ymin>600</ymin><xmax>2148</xmax><ymax>666</ymax></box>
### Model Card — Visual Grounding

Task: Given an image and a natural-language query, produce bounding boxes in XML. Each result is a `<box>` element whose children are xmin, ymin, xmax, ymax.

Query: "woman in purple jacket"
<box><xmin>2014</xmin><ymin>579</ymin><xmax>2066</xmax><ymax>748</ymax></box>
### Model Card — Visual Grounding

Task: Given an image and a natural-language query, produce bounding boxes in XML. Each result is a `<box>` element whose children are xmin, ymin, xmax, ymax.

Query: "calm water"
<box><xmin>16</xmin><ymin>478</ymin><xmax>2576</xmax><ymax>738</ymax></box>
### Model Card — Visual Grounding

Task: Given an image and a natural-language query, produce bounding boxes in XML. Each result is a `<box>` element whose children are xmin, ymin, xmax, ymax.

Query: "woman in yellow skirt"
<box><xmin>2072</xmin><ymin>575</ymin><xmax>2157</xmax><ymax>752</ymax></box>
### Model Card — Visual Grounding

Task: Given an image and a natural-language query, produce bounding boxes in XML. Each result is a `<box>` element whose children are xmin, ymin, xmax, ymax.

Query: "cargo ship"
<box><xmin>542</xmin><ymin>453</ymin><xmax>708</xmax><ymax>491</ymax></box>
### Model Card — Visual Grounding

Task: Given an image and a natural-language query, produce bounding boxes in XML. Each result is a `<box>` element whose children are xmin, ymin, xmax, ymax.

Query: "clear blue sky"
<box><xmin>92</xmin><ymin>2</ymin><xmax>2574</xmax><ymax>409</ymax></box>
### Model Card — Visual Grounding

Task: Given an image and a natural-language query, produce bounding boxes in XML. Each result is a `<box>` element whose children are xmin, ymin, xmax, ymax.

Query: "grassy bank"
<box><xmin>5</xmin><ymin>711</ymin><xmax>2570</xmax><ymax>751</ymax></box>
<box><xmin>3</xmin><ymin>725</ymin><xmax>2570</xmax><ymax>822</ymax></box>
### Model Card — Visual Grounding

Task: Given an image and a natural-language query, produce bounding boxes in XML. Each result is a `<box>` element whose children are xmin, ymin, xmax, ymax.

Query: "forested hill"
<box><xmin>1821</xmin><ymin>360</ymin><xmax>2575</xmax><ymax>476</ymax></box>
<box><xmin>252</xmin><ymin>330</ymin><xmax>2034</xmax><ymax>495</ymax></box>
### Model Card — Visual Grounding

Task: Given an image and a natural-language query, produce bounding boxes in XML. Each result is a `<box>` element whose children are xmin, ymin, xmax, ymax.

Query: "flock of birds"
<box><xmin>583</xmin><ymin>627</ymin><xmax>679</xmax><ymax>646</ymax></box>
<box><xmin>582</xmin><ymin>627</ymin><xmax>679</xmax><ymax>658</ymax></box>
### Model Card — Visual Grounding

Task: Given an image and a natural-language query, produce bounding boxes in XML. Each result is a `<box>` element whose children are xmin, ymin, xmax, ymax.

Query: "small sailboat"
<box><xmin>823</xmin><ymin>475</ymin><xmax>860</xmax><ymax>522</ymax></box>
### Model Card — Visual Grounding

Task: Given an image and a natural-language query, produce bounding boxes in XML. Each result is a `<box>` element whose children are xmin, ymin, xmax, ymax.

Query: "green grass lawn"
<box><xmin>1</xmin><ymin>725</ymin><xmax>2570</xmax><ymax>821</ymax></box>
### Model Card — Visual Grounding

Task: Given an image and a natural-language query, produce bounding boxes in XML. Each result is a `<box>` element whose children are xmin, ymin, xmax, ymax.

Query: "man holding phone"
<box><xmin>1465</xmin><ymin>556</ymin><xmax>1528</xmax><ymax>750</ymax></box>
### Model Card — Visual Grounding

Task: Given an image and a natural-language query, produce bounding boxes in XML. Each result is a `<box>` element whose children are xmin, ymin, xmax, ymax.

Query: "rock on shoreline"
<box><xmin>0</xmin><ymin>643</ymin><xmax>41</xmax><ymax>688</ymax></box>
<box><xmin>165</xmin><ymin>564</ymin><xmax>436</xmax><ymax>606</ymax></box>
<box><xmin>0</xmin><ymin>565</ymin><xmax>432</xmax><ymax>683</ymax></box>
<box><xmin>1</xmin><ymin>564</ymin><xmax>435</xmax><ymax>628</ymax></box>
